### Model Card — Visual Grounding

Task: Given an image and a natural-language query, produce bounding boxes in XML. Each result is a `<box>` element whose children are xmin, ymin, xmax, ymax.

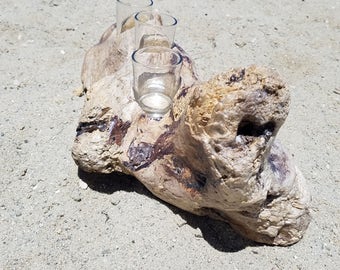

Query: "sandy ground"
<box><xmin>1</xmin><ymin>0</ymin><xmax>339</xmax><ymax>269</ymax></box>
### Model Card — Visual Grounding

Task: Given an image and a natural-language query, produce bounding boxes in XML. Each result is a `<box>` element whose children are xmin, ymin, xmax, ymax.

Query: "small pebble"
<box><xmin>194</xmin><ymin>228</ymin><xmax>203</xmax><ymax>238</ymax></box>
<box><xmin>21</xmin><ymin>169</ymin><xmax>27</xmax><ymax>176</ymax></box>
<box><xmin>174</xmin><ymin>214</ymin><xmax>187</xmax><ymax>227</ymax></box>
<box><xmin>78</xmin><ymin>179</ymin><xmax>88</xmax><ymax>190</ymax></box>
<box><xmin>235</xmin><ymin>41</ymin><xmax>247</xmax><ymax>48</ymax></box>
<box><xmin>110</xmin><ymin>200</ymin><xmax>121</xmax><ymax>206</ymax></box>
<box><xmin>71</xmin><ymin>190</ymin><xmax>82</xmax><ymax>202</ymax></box>
<box><xmin>176</xmin><ymin>221</ymin><xmax>187</xmax><ymax>228</ymax></box>
<box><xmin>195</xmin><ymin>234</ymin><xmax>203</xmax><ymax>239</ymax></box>
<box><xmin>322</xmin><ymin>243</ymin><xmax>331</xmax><ymax>252</ymax></box>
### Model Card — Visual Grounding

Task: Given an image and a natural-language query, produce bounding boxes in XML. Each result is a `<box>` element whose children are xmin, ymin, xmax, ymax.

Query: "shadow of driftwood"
<box><xmin>78</xmin><ymin>169</ymin><xmax>147</xmax><ymax>195</ymax></box>
<box><xmin>78</xmin><ymin>169</ymin><xmax>257</xmax><ymax>252</ymax></box>
<box><xmin>170</xmin><ymin>208</ymin><xmax>257</xmax><ymax>252</ymax></box>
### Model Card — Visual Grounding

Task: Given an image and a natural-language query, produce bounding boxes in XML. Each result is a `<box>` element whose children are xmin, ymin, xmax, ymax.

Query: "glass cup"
<box><xmin>132</xmin><ymin>46</ymin><xmax>182</xmax><ymax>118</ymax></box>
<box><xmin>116</xmin><ymin>0</ymin><xmax>153</xmax><ymax>36</ymax></box>
<box><xmin>134</xmin><ymin>11</ymin><xmax>177</xmax><ymax>49</ymax></box>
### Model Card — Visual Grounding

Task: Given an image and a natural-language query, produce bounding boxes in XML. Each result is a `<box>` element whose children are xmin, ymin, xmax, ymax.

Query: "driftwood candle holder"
<box><xmin>72</xmin><ymin>23</ymin><xmax>311</xmax><ymax>246</ymax></box>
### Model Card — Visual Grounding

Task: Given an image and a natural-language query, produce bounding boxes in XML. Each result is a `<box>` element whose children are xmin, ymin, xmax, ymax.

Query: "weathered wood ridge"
<box><xmin>72</xmin><ymin>23</ymin><xmax>311</xmax><ymax>246</ymax></box>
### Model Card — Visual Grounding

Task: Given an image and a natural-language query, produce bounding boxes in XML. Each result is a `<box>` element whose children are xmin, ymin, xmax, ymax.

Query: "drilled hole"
<box><xmin>214</xmin><ymin>146</ymin><xmax>222</xmax><ymax>153</ymax></box>
<box><xmin>237</xmin><ymin>119</ymin><xmax>275</xmax><ymax>137</ymax></box>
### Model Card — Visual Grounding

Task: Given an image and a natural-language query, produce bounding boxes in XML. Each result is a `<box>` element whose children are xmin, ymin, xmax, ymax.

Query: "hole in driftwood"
<box><xmin>237</xmin><ymin>119</ymin><xmax>275</xmax><ymax>137</ymax></box>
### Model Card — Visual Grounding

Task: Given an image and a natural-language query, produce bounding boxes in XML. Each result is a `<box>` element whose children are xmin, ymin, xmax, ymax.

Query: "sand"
<box><xmin>1</xmin><ymin>0</ymin><xmax>339</xmax><ymax>269</ymax></box>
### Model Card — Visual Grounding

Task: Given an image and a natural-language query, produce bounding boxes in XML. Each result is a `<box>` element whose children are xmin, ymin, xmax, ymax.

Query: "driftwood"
<box><xmin>72</xmin><ymin>24</ymin><xmax>311</xmax><ymax>246</ymax></box>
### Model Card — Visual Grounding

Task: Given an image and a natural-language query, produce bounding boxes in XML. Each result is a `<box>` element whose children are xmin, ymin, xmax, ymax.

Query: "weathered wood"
<box><xmin>72</xmin><ymin>24</ymin><xmax>311</xmax><ymax>246</ymax></box>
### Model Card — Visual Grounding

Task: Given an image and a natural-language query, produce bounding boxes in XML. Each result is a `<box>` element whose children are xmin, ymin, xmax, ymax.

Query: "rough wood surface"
<box><xmin>72</xmin><ymin>24</ymin><xmax>311</xmax><ymax>246</ymax></box>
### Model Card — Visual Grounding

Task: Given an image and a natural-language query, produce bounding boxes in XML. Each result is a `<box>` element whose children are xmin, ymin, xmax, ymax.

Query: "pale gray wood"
<box><xmin>72</xmin><ymin>24</ymin><xmax>311</xmax><ymax>246</ymax></box>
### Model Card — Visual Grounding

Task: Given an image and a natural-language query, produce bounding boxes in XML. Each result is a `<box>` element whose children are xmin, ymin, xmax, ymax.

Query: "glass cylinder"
<box><xmin>134</xmin><ymin>11</ymin><xmax>177</xmax><ymax>49</ymax></box>
<box><xmin>132</xmin><ymin>46</ymin><xmax>182</xmax><ymax>118</ymax></box>
<box><xmin>116</xmin><ymin>0</ymin><xmax>153</xmax><ymax>36</ymax></box>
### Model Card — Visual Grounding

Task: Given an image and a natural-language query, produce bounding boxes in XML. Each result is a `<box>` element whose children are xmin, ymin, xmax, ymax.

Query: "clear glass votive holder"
<box><xmin>132</xmin><ymin>46</ymin><xmax>182</xmax><ymax>118</ymax></box>
<box><xmin>134</xmin><ymin>10</ymin><xmax>177</xmax><ymax>49</ymax></box>
<box><xmin>116</xmin><ymin>0</ymin><xmax>153</xmax><ymax>36</ymax></box>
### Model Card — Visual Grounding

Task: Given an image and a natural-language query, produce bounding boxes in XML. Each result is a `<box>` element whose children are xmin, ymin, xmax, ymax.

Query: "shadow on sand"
<box><xmin>78</xmin><ymin>169</ymin><xmax>258</xmax><ymax>252</ymax></box>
